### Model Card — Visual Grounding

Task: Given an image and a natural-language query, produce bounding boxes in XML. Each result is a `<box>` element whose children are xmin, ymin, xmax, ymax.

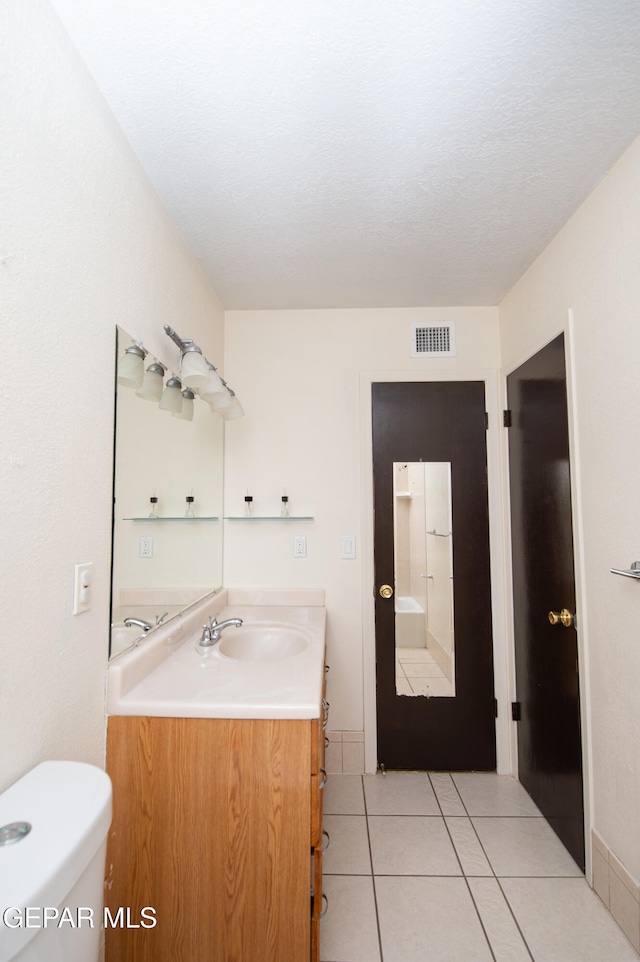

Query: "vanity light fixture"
<box><xmin>223</xmin><ymin>389</ymin><xmax>244</xmax><ymax>420</ymax></box>
<box><xmin>159</xmin><ymin>375</ymin><xmax>183</xmax><ymax>413</ymax></box>
<box><xmin>136</xmin><ymin>361</ymin><xmax>166</xmax><ymax>402</ymax></box>
<box><xmin>208</xmin><ymin>385</ymin><xmax>233</xmax><ymax>414</ymax></box>
<box><xmin>164</xmin><ymin>324</ymin><xmax>209</xmax><ymax>390</ymax></box>
<box><xmin>163</xmin><ymin>323</ymin><xmax>244</xmax><ymax>419</ymax></box>
<box><xmin>199</xmin><ymin>362</ymin><xmax>226</xmax><ymax>401</ymax></box>
<box><xmin>172</xmin><ymin>388</ymin><xmax>195</xmax><ymax>421</ymax></box>
<box><xmin>180</xmin><ymin>345</ymin><xmax>210</xmax><ymax>390</ymax></box>
<box><xmin>118</xmin><ymin>343</ymin><xmax>147</xmax><ymax>388</ymax></box>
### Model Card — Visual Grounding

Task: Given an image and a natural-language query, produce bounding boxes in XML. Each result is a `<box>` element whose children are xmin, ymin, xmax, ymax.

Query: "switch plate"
<box><xmin>140</xmin><ymin>536</ymin><xmax>153</xmax><ymax>558</ymax></box>
<box><xmin>73</xmin><ymin>562</ymin><xmax>93</xmax><ymax>615</ymax></box>
<box><xmin>293</xmin><ymin>535</ymin><xmax>307</xmax><ymax>558</ymax></box>
<box><xmin>340</xmin><ymin>535</ymin><xmax>356</xmax><ymax>559</ymax></box>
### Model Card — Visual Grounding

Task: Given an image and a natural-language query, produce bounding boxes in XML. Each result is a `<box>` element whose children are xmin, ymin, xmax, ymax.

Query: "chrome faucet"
<box><xmin>199</xmin><ymin>616</ymin><xmax>243</xmax><ymax>647</ymax></box>
<box><xmin>123</xmin><ymin>617</ymin><xmax>154</xmax><ymax>632</ymax></box>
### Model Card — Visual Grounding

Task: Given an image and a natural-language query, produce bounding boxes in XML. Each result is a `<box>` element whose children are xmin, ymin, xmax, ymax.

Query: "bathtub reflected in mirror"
<box><xmin>393</xmin><ymin>462</ymin><xmax>455</xmax><ymax>697</ymax></box>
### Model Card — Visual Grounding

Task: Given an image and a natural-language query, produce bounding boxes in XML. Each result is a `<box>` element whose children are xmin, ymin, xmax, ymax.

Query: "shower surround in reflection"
<box><xmin>393</xmin><ymin>462</ymin><xmax>455</xmax><ymax>695</ymax></box>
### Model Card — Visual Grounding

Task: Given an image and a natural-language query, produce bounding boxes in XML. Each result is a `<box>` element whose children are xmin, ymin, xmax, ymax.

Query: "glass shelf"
<box><xmin>124</xmin><ymin>517</ymin><xmax>219</xmax><ymax>522</ymax></box>
<box><xmin>224</xmin><ymin>516</ymin><xmax>314</xmax><ymax>522</ymax></box>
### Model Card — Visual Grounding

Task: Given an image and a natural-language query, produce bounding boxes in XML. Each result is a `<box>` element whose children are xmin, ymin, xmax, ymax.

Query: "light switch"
<box><xmin>73</xmin><ymin>562</ymin><xmax>93</xmax><ymax>615</ymax></box>
<box><xmin>340</xmin><ymin>535</ymin><xmax>356</xmax><ymax>559</ymax></box>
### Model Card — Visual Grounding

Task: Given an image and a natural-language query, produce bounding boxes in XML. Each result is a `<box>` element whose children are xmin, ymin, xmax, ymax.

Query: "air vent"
<box><xmin>411</xmin><ymin>322</ymin><xmax>456</xmax><ymax>358</ymax></box>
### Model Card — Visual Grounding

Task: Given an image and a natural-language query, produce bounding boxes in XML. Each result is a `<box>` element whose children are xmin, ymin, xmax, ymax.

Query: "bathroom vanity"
<box><xmin>104</xmin><ymin>589</ymin><xmax>327</xmax><ymax>962</ymax></box>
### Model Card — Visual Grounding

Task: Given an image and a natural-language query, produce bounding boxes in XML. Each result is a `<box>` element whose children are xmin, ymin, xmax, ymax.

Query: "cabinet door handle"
<box><xmin>320</xmin><ymin>893</ymin><xmax>329</xmax><ymax>920</ymax></box>
<box><xmin>322</xmin><ymin>829</ymin><xmax>330</xmax><ymax>852</ymax></box>
<box><xmin>319</xmin><ymin>768</ymin><xmax>327</xmax><ymax>789</ymax></box>
<box><xmin>325</xmin><ymin>736</ymin><xmax>330</xmax><ymax>750</ymax></box>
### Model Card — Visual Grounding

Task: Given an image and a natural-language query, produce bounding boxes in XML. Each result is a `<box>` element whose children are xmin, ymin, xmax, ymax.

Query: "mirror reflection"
<box><xmin>110</xmin><ymin>327</ymin><xmax>224</xmax><ymax>657</ymax></box>
<box><xmin>393</xmin><ymin>462</ymin><xmax>455</xmax><ymax>697</ymax></box>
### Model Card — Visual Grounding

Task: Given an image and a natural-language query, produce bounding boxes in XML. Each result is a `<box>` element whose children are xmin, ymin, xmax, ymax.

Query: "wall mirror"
<box><xmin>109</xmin><ymin>327</ymin><xmax>224</xmax><ymax>657</ymax></box>
<box><xmin>393</xmin><ymin>461</ymin><xmax>455</xmax><ymax>697</ymax></box>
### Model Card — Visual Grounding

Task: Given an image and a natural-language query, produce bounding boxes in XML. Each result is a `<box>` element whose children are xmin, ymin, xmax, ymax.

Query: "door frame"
<box><xmin>360</xmin><ymin>367</ymin><xmax>512</xmax><ymax>776</ymax></box>
<box><xmin>499</xmin><ymin>311</ymin><xmax>593</xmax><ymax>882</ymax></box>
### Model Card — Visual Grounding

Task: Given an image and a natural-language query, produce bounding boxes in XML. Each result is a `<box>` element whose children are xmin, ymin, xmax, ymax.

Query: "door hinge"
<box><xmin>494</xmin><ymin>698</ymin><xmax>498</xmax><ymax>718</ymax></box>
<box><xmin>485</xmin><ymin>412</ymin><xmax>489</xmax><ymax>429</ymax></box>
<box><xmin>503</xmin><ymin>409</ymin><xmax>512</xmax><ymax>427</ymax></box>
<box><xmin>511</xmin><ymin>701</ymin><xmax>521</xmax><ymax>721</ymax></box>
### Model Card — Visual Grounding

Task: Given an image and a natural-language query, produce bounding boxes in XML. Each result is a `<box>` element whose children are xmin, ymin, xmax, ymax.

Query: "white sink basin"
<box><xmin>217</xmin><ymin>624</ymin><xmax>310</xmax><ymax>662</ymax></box>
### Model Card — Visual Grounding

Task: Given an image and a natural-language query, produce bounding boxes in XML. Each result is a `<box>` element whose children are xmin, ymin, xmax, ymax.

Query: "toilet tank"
<box><xmin>0</xmin><ymin>761</ymin><xmax>112</xmax><ymax>962</ymax></box>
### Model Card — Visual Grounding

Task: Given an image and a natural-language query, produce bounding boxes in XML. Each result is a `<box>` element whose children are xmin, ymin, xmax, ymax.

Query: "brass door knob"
<box><xmin>548</xmin><ymin>608</ymin><xmax>574</xmax><ymax>628</ymax></box>
<box><xmin>379</xmin><ymin>584</ymin><xmax>394</xmax><ymax>599</ymax></box>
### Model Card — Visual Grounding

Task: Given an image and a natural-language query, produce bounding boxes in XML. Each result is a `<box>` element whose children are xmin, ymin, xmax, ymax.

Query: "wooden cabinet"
<box><xmin>105</xmin><ymin>711</ymin><xmax>324</xmax><ymax>962</ymax></box>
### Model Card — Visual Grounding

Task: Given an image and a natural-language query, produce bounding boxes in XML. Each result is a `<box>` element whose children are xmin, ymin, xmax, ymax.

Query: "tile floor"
<box><xmin>395</xmin><ymin>647</ymin><xmax>454</xmax><ymax>697</ymax></box>
<box><xmin>320</xmin><ymin>772</ymin><xmax>639</xmax><ymax>962</ymax></box>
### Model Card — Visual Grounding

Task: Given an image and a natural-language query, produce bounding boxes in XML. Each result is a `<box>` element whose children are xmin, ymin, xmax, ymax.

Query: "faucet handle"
<box><xmin>207</xmin><ymin>614</ymin><xmax>218</xmax><ymax>628</ymax></box>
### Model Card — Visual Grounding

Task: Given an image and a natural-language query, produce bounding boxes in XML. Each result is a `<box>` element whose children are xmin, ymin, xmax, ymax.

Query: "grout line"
<box><xmin>440</xmin><ymin>801</ymin><xmax>498</xmax><ymax>962</ymax></box>
<box><xmin>461</xmin><ymin>798</ymin><xmax>536</xmax><ymax>962</ymax></box>
<box><xmin>362</xmin><ymin>775</ymin><xmax>385</xmax><ymax>962</ymax></box>
<box><xmin>495</xmin><ymin>876</ymin><xmax>536</xmax><ymax>961</ymax></box>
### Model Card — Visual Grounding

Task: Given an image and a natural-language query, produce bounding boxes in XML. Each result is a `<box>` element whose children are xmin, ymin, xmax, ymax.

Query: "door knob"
<box><xmin>548</xmin><ymin>608</ymin><xmax>574</xmax><ymax>628</ymax></box>
<box><xmin>379</xmin><ymin>584</ymin><xmax>394</xmax><ymax>599</ymax></box>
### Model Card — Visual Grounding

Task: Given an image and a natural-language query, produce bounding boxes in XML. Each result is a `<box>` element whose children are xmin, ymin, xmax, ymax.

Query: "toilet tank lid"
<box><xmin>0</xmin><ymin>761</ymin><xmax>112</xmax><ymax>918</ymax></box>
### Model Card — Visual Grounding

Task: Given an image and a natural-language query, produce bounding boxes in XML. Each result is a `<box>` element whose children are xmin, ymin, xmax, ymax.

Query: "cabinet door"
<box><xmin>106</xmin><ymin>716</ymin><xmax>312</xmax><ymax>962</ymax></box>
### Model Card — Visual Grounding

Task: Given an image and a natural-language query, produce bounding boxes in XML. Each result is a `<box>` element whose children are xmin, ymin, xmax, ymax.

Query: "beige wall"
<box><xmin>0</xmin><ymin>0</ymin><xmax>224</xmax><ymax>792</ymax></box>
<box><xmin>223</xmin><ymin>307</ymin><xmax>500</xmax><ymax>732</ymax></box>
<box><xmin>499</xmin><ymin>135</ymin><xmax>640</xmax><ymax>879</ymax></box>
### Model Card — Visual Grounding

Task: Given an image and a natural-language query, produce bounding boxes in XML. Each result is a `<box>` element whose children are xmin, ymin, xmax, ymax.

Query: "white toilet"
<box><xmin>0</xmin><ymin>760</ymin><xmax>112</xmax><ymax>962</ymax></box>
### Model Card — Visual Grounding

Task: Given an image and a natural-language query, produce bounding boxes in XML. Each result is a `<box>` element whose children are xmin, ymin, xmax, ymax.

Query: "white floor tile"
<box><xmin>368</xmin><ymin>815</ymin><xmax>461</xmax><ymax>875</ymax></box>
<box><xmin>324</xmin><ymin>774</ymin><xmax>365</xmax><ymax>815</ymax></box>
<box><xmin>320</xmin><ymin>875</ymin><xmax>381</xmax><ymax>962</ymax></box>
<box><xmin>452</xmin><ymin>773</ymin><xmax>542</xmax><ymax>816</ymax></box>
<box><xmin>446</xmin><ymin>816</ymin><xmax>493</xmax><ymax>876</ymax></box>
<box><xmin>323</xmin><ymin>815</ymin><xmax>372</xmax><ymax>875</ymax></box>
<box><xmin>375</xmin><ymin>876</ymin><xmax>493</xmax><ymax>962</ymax></box>
<box><xmin>409</xmin><ymin>677</ymin><xmax>454</xmax><ymax>696</ymax></box>
<box><xmin>363</xmin><ymin>772</ymin><xmax>440</xmax><ymax>815</ymax></box>
<box><xmin>467</xmin><ymin>877</ymin><xmax>532</xmax><ymax>962</ymax></box>
<box><xmin>501</xmin><ymin>877</ymin><xmax>640</xmax><ymax>961</ymax></box>
<box><xmin>395</xmin><ymin>678</ymin><xmax>412</xmax><ymax>695</ymax></box>
<box><xmin>396</xmin><ymin>647</ymin><xmax>435</xmax><ymax>661</ymax></box>
<box><xmin>429</xmin><ymin>772</ymin><xmax>466</xmax><ymax>816</ymax></box>
<box><xmin>472</xmin><ymin>817</ymin><xmax>584</xmax><ymax>877</ymax></box>
<box><xmin>402</xmin><ymin>662</ymin><xmax>447</xmax><ymax>677</ymax></box>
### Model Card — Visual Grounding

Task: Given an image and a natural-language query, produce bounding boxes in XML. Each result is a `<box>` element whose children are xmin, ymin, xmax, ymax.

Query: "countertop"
<box><xmin>106</xmin><ymin>589</ymin><xmax>326</xmax><ymax>720</ymax></box>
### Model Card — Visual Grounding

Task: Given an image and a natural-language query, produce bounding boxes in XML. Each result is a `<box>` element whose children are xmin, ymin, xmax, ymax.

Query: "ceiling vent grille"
<box><xmin>411</xmin><ymin>322</ymin><xmax>456</xmax><ymax>358</ymax></box>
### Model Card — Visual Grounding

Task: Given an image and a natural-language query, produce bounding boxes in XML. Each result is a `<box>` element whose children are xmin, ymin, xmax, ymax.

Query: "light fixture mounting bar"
<box><xmin>163</xmin><ymin>324</ymin><xmax>195</xmax><ymax>353</ymax></box>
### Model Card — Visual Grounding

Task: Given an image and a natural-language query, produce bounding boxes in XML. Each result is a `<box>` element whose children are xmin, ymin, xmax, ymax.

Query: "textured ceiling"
<box><xmin>49</xmin><ymin>0</ymin><xmax>640</xmax><ymax>309</ymax></box>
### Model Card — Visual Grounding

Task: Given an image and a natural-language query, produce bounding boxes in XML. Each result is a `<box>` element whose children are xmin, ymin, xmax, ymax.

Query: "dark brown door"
<box><xmin>372</xmin><ymin>381</ymin><xmax>496</xmax><ymax>771</ymax></box>
<box><xmin>507</xmin><ymin>333</ymin><xmax>584</xmax><ymax>870</ymax></box>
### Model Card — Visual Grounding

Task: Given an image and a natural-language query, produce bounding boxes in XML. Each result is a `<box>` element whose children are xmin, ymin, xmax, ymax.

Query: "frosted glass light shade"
<box><xmin>159</xmin><ymin>377</ymin><xmax>183</xmax><ymax>413</ymax></box>
<box><xmin>118</xmin><ymin>347</ymin><xmax>145</xmax><ymax>388</ymax></box>
<box><xmin>199</xmin><ymin>366</ymin><xmax>225</xmax><ymax>401</ymax></box>
<box><xmin>173</xmin><ymin>389</ymin><xmax>195</xmax><ymax>421</ymax></box>
<box><xmin>136</xmin><ymin>363</ymin><xmax>165</xmax><ymax>402</ymax></box>
<box><xmin>209</xmin><ymin>389</ymin><xmax>233</xmax><ymax>413</ymax></box>
<box><xmin>222</xmin><ymin>395</ymin><xmax>244</xmax><ymax>420</ymax></box>
<box><xmin>180</xmin><ymin>349</ymin><xmax>210</xmax><ymax>389</ymax></box>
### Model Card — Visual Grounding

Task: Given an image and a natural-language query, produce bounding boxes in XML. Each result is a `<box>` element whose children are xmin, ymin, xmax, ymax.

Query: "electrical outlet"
<box><xmin>293</xmin><ymin>535</ymin><xmax>307</xmax><ymax>558</ymax></box>
<box><xmin>72</xmin><ymin>562</ymin><xmax>93</xmax><ymax>615</ymax></box>
<box><xmin>140</xmin><ymin>536</ymin><xmax>153</xmax><ymax>558</ymax></box>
